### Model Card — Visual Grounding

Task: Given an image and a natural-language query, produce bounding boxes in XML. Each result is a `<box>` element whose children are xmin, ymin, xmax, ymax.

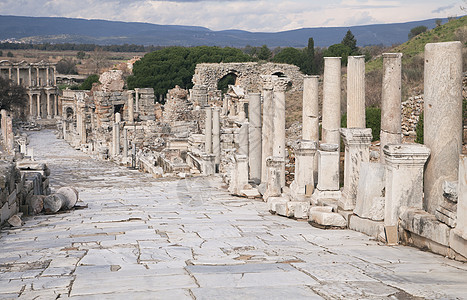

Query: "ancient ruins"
<box><xmin>0</xmin><ymin>41</ymin><xmax>466</xmax><ymax>264</ymax></box>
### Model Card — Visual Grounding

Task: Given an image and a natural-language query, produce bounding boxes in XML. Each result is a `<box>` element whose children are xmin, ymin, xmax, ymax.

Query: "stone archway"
<box><xmin>217</xmin><ymin>72</ymin><xmax>238</xmax><ymax>93</ymax></box>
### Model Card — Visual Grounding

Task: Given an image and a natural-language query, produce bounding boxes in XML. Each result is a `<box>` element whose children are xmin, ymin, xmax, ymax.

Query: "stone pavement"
<box><xmin>1</xmin><ymin>130</ymin><xmax>467</xmax><ymax>299</ymax></box>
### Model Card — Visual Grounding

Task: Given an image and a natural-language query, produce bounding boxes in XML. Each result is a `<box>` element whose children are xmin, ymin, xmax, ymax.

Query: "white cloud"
<box><xmin>0</xmin><ymin>0</ymin><xmax>464</xmax><ymax>32</ymax></box>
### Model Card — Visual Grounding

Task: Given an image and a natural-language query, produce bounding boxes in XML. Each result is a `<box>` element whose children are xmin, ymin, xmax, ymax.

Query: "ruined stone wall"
<box><xmin>192</xmin><ymin>62</ymin><xmax>304</xmax><ymax>93</ymax></box>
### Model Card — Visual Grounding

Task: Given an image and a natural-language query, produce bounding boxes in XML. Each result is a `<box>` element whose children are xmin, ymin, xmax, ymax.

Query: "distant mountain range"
<box><xmin>0</xmin><ymin>15</ymin><xmax>452</xmax><ymax>48</ymax></box>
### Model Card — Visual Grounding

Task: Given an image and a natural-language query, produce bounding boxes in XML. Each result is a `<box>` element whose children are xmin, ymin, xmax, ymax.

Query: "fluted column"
<box><xmin>322</xmin><ymin>57</ymin><xmax>341</xmax><ymax>145</ymax></box>
<box><xmin>248</xmin><ymin>92</ymin><xmax>262</xmax><ymax>184</ymax></box>
<box><xmin>346</xmin><ymin>56</ymin><xmax>366</xmax><ymax>128</ymax></box>
<box><xmin>205</xmin><ymin>107</ymin><xmax>212</xmax><ymax>153</ymax></box>
<box><xmin>424</xmin><ymin>41</ymin><xmax>463</xmax><ymax>214</ymax></box>
<box><xmin>46</xmin><ymin>91</ymin><xmax>52</xmax><ymax>119</ymax></box>
<box><xmin>380</xmin><ymin>53</ymin><xmax>402</xmax><ymax>160</ymax></box>
<box><xmin>261</xmin><ymin>75</ymin><xmax>275</xmax><ymax>185</ymax></box>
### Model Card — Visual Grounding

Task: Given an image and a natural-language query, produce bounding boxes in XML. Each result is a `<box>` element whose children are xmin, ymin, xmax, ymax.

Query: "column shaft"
<box><xmin>322</xmin><ymin>57</ymin><xmax>341</xmax><ymax>145</ymax></box>
<box><xmin>248</xmin><ymin>93</ymin><xmax>262</xmax><ymax>184</ymax></box>
<box><xmin>205</xmin><ymin>107</ymin><xmax>212</xmax><ymax>153</ymax></box>
<box><xmin>261</xmin><ymin>75</ymin><xmax>274</xmax><ymax>184</ymax></box>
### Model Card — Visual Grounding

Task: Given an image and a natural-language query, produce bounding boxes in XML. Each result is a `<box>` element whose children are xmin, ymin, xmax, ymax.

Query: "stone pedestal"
<box><xmin>451</xmin><ymin>155</ymin><xmax>467</xmax><ymax>258</ymax></box>
<box><xmin>322</xmin><ymin>57</ymin><xmax>341</xmax><ymax>146</ymax></box>
<box><xmin>380</xmin><ymin>53</ymin><xmax>402</xmax><ymax>159</ymax></box>
<box><xmin>312</xmin><ymin>143</ymin><xmax>341</xmax><ymax>203</ymax></box>
<box><xmin>229</xmin><ymin>155</ymin><xmax>249</xmax><ymax>195</ymax></box>
<box><xmin>263</xmin><ymin>156</ymin><xmax>285</xmax><ymax>201</ymax></box>
<box><xmin>339</xmin><ymin>128</ymin><xmax>372</xmax><ymax>210</ymax></box>
<box><xmin>384</xmin><ymin>144</ymin><xmax>430</xmax><ymax>227</ymax></box>
<box><xmin>424</xmin><ymin>41</ymin><xmax>463</xmax><ymax>214</ymax></box>
<box><xmin>238</xmin><ymin>122</ymin><xmax>249</xmax><ymax>157</ymax></box>
<box><xmin>205</xmin><ymin>107</ymin><xmax>212</xmax><ymax>154</ymax></box>
<box><xmin>212</xmin><ymin>107</ymin><xmax>221</xmax><ymax>167</ymax></box>
<box><xmin>346</xmin><ymin>56</ymin><xmax>366</xmax><ymax>128</ymax></box>
<box><xmin>261</xmin><ymin>75</ymin><xmax>275</xmax><ymax>185</ymax></box>
<box><xmin>354</xmin><ymin>162</ymin><xmax>386</xmax><ymax>221</ymax></box>
<box><xmin>201</xmin><ymin>154</ymin><xmax>215</xmax><ymax>175</ymax></box>
<box><xmin>290</xmin><ymin>140</ymin><xmax>317</xmax><ymax>200</ymax></box>
<box><xmin>248</xmin><ymin>93</ymin><xmax>262</xmax><ymax>184</ymax></box>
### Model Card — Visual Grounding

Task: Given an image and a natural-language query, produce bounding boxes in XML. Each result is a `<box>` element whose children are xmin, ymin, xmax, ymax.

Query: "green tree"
<box><xmin>56</xmin><ymin>58</ymin><xmax>78</xmax><ymax>74</ymax></box>
<box><xmin>408</xmin><ymin>25</ymin><xmax>428</xmax><ymax>39</ymax></box>
<box><xmin>76</xmin><ymin>51</ymin><xmax>86</xmax><ymax>59</ymax></box>
<box><xmin>273</xmin><ymin>47</ymin><xmax>303</xmax><ymax>66</ymax></box>
<box><xmin>0</xmin><ymin>77</ymin><xmax>26</xmax><ymax>111</ymax></box>
<box><xmin>0</xmin><ymin>51</ymin><xmax>3</xmax><ymax>56</ymax></box>
<box><xmin>6</xmin><ymin>51</ymin><xmax>13</xmax><ymax>58</ymax></box>
<box><xmin>341</xmin><ymin>30</ymin><xmax>358</xmax><ymax>54</ymax></box>
<box><xmin>127</xmin><ymin>46</ymin><xmax>253</xmax><ymax>102</ymax></box>
<box><xmin>79</xmin><ymin>74</ymin><xmax>100</xmax><ymax>90</ymax></box>
<box><xmin>301</xmin><ymin>37</ymin><xmax>315</xmax><ymax>75</ymax></box>
<box><xmin>257</xmin><ymin>45</ymin><xmax>272</xmax><ymax>61</ymax></box>
<box><xmin>323</xmin><ymin>44</ymin><xmax>352</xmax><ymax>65</ymax></box>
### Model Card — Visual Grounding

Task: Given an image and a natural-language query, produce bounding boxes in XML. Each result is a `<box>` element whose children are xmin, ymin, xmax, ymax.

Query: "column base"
<box><xmin>311</xmin><ymin>189</ymin><xmax>341</xmax><ymax>205</ymax></box>
<box><xmin>338</xmin><ymin>189</ymin><xmax>356</xmax><ymax>211</ymax></box>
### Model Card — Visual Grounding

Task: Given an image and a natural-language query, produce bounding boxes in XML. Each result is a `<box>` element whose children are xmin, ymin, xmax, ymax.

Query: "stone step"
<box><xmin>309</xmin><ymin>211</ymin><xmax>347</xmax><ymax>228</ymax></box>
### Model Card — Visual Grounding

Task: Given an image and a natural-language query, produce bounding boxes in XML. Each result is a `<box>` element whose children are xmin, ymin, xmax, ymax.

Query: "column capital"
<box><xmin>383</xmin><ymin>144</ymin><xmax>430</xmax><ymax>166</ymax></box>
<box><xmin>294</xmin><ymin>139</ymin><xmax>317</xmax><ymax>156</ymax></box>
<box><xmin>383</xmin><ymin>52</ymin><xmax>403</xmax><ymax>59</ymax></box>
<box><xmin>266</xmin><ymin>156</ymin><xmax>285</xmax><ymax>167</ymax></box>
<box><xmin>260</xmin><ymin>75</ymin><xmax>275</xmax><ymax>90</ymax></box>
<box><xmin>273</xmin><ymin>77</ymin><xmax>290</xmax><ymax>92</ymax></box>
<box><xmin>340</xmin><ymin>128</ymin><xmax>372</xmax><ymax>146</ymax></box>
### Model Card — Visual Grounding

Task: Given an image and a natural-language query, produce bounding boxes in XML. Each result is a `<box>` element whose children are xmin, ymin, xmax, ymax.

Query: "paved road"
<box><xmin>1</xmin><ymin>130</ymin><xmax>467</xmax><ymax>299</ymax></box>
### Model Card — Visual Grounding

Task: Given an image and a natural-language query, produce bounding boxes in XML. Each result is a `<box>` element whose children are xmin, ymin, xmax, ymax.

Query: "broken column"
<box><xmin>423</xmin><ymin>41</ymin><xmax>463</xmax><ymax>214</ymax></box>
<box><xmin>346</xmin><ymin>56</ymin><xmax>366</xmax><ymax>128</ymax></box>
<box><xmin>212</xmin><ymin>107</ymin><xmax>221</xmax><ymax>170</ymax></box>
<box><xmin>339</xmin><ymin>128</ymin><xmax>372</xmax><ymax>210</ymax></box>
<box><xmin>228</xmin><ymin>155</ymin><xmax>249</xmax><ymax>195</ymax></box>
<box><xmin>205</xmin><ymin>107</ymin><xmax>212</xmax><ymax>154</ymax></box>
<box><xmin>302</xmin><ymin>75</ymin><xmax>320</xmax><ymax>142</ymax></box>
<box><xmin>384</xmin><ymin>144</ymin><xmax>430</xmax><ymax>227</ymax></box>
<box><xmin>380</xmin><ymin>53</ymin><xmax>402</xmax><ymax>159</ymax></box>
<box><xmin>322</xmin><ymin>57</ymin><xmax>341</xmax><ymax>145</ymax></box>
<box><xmin>272</xmin><ymin>77</ymin><xmax>289</xmax><ymax>187</ymax></box>
<box><xmin>248</xmin><ymin>93</ymin><xmax>262</xmax><ymax>184</ymax></box>
<box><xmin>260</xmin><ymin>75</ymin><xmax>275</xmax><ymax>186</ymax></box>
<box><xmin>123</xmin><ymin>128</ymin><xmax>128</xmax><ymax>157</ymax></box>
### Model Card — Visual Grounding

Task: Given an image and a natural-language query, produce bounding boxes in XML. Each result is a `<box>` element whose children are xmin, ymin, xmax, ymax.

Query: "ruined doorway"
<box><xmin>114</xmin><ymin>104</ymin><xmax>124</xmax><ymax>115</ymax></box>
<box><xmin>66</xmin><ymin>107</ymin><xmax>74</xmax><ymax>120</ymax></box>
<box><xmin>217</xmin><ymin>72</ymin><xmax>237</xmax><ymax>93</ymax></box>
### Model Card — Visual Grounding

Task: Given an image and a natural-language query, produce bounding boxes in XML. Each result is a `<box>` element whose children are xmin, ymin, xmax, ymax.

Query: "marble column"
<box><xmin>123</xmin><ymin>128</ymin><xmax>128</xmax><ymax>157</ymax></box>
<box><xmin>6</xmin><ymin>116</ymin><xmax>14</xmax><ymax>153</ymax></box>
<box><xmin>261</xmin><ymin>75</ymin><xmax>275</xmax><ymax>185</ymax></box>
<box><xmin>346</xmin><ymin>56</ymin><xmax>366</xmax><ymax>128</ymax></box>
<box><xmin>36</xmin><ymin>94</ymin><xmax>41</xmax><ymax>118</ymax></box>
<box><xmin>339</xmin><ymin>128</ymin><xmax>372</xmax><ymax>210</ymax></box>
<box><xmin>423</xmin><ymin>41</ymin><xmax>463</xmax><ymax>214</ymax></box>
<box><xmin>28</xmin><ymin>67</ymin><xmax>32</xmax><ymax>87</ymax></box>
<box><xmin>46</xmin><ymin>92</ymin><xmax>52</xmax><ymax>119</ymax></box>
<box><xmin>54</xmin><ymin>94</ymin><xmax>58</xmax><ymax>117</ymax></box>
<box><xmin>290</xmin><ymin>140</ymin><xmax>317</xmax><ymax>200</ymax></box>
<box><xmin>383</xmin><ymin>144</ymin><xmax>430</xmax><ymax>227</ymax></box>
<box><xmin>36</xmin><ymin>67</ymin><xmax>39</xmax><ymax>86</ymax></box>
<box><xmin>127</xmin><ymin>91</ymin><xmax>134</xmax><ymax>124</ymax></box>
<box><xmin>8</xmin><ymin>67</ymin><xmax>11</xmax><ymax>80</ymax></box>
<box><xmin>248</xmin><ymin>92</ymin><xmax>262</xmax><ymax>184</ymax></box>
<box><xmin>322</xmin><ymin>57</ymin><xmax>342</xmax><ymax>146</ymax></box>
<box><xmin>113</xmin><ymin>122</ymin><xmax>120</xmax><ymax>156</ymax></box>
<box><xmin>302</xmin><ymin>75</ymin><xmax>320</xmax><ymax>141</ymax></box>
<box><xmin>239</xmin><ymin>122</ymin><xmax>249</xmax><ymax>157</ymax></box>
<box><xmin>264</xmin><ymin>156</ymin><xmax>285</xmax><ymax>200</ymax></box>
<box><xmin>16</xmin><ymin>67</ymin><xmax>20</xmax><ymax>85</ymax></box>
<box><xmin>212</xmin><ymin>107</ymin><xmax>221</xmax><ymax>168</ymax></box>
<box><xmin>380</xmin><ymin>53</ymin><xmax>402</xmax><ymax>160</ymax></box>
<box><xmin>273</xmin><ymin>77</ymin><xmax>289</xmax><ymax>187</ymax></box>
<box><xmin>28</xmin><ymin>93</ymin><xmax>33</xmax><ymax>117</ymax></box>
<box><xmin>46</xmin><ymin>67</ymin><xmax>50</xmax><ymax>86</ymax></box>
<box><xmin>205</xmin><ymin>107</ymin><xmax>212</xmax><ymax>154</ymax></box>
<box><xmin>53</xmin><ymin>66</ymin><xmax>56</xmax><ymax>86</ymax></box>
<box><xmin>222</xmin><ymin>94</ymin><xmax>229</xmax><ymax>116</ymax></box>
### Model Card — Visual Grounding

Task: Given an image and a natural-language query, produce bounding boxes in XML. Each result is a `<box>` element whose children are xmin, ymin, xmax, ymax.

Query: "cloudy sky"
<box><xmin>0</xmin><ymin>0</ymin><xmax>463</xmax><ymax>32</ymax></box>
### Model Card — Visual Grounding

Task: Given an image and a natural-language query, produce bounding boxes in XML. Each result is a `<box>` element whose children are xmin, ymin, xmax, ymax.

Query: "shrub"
<box><xmin>415</xmin><ymin>112</ymin><xmax>424</xmax><ymax>144</ymax></box>
<box><xmin>6</xmin><ymin>51</ymin><xmax>13</xmax><ymax>57</ymax></box>
<box><xmin>341</xmin><ymin>107</ymin><xmax>381</xmax><ymax>141</ymax></box>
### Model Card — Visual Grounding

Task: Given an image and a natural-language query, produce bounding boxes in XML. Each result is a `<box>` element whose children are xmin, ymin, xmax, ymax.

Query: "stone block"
<box><xmin>309</xmin><ymin>206</ymin><xmax>333</xmax><ymax>213</ymax></box>
<box><xmin>399</xmin><ymin>208</ymin><xmax>451</xmax><ymax>247</ymax></box>
<box><xmin>349</xmin><ymin>214</ymin><xmax>385</xmax><ymax>240</ymax></box>
<box><xmin>267</xmin><ymin>197</ymin><xmax>288</xmax><ymax>213</ymax></box>
<box><xmin>309</xmin><ymin>211</ymin><xmax>346</xmax><ymax>228</ymax></box>
<box><xmin>354</xmin><ymin>163</ymin><xmax>385</xmax><ymax>221</ymax></box>
<box><xmin>450</xmin><ymin>231</ymin><xmax>467</xmax><ymax>259</ymax></box>
<box><xmin>7</xmin><ymin>190</ymin><xmax>17</xmax><ymax>205</ymax></box>
<box><xmin>275</xmin><ymin>202</ymin><xmax>289</xmax><ymax>217</ymax></box>
<box><xmin>291</xmin><ymin>202</ymin><xmax>310</xmax><ymax>219</ymax></box>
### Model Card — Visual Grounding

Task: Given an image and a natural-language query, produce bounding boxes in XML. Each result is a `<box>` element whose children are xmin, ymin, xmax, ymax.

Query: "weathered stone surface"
<box><xmin>346</xmin><ymin>56</ymin><xmax>366</xmax><ymax>128</ymax></box>
<box><xmin>322</xmin><ymin>57</ymin><xmax>341</xmax><ymax>146</ymax></box>
<box><xmin>28</xmin><ymin>195</ymin><xmax>45</xmax><ymax>215</ymax></box>
<box><xmin>56</xmin><ymin>187</ymin><xmax>78</xmax><ymax>209</ymax></box>
<box><xmin>349</xmin><ymin>214</ymin><xmax>385</xmax><ymax>240</ymax></box>
<box><xmin>7</xmin><ymin>214</ymin><xmax>22</xmax><ymax>227</ymax></box>
<box><xmin>309</xmin><ymin>211</ymin><xmax>346</xmax><ymax>228</ymax></box>
<box><xmin>424</xmin><ymin>41</ymin><xmax>463</xmax><ymax>215</ymax></box>
<box><xmin>354</xmin><ymin>162</ymin><xmax>385</xmax><ymax>221</ymax></box>
<box><xmin>99</xmin><ymin>70</ymin><xmax>125</xmax><ymax>92</ymax></box>
<box><xmin>43</xmin><ymin>193</ymin><xmax>68</xmax><ymax>213</ymax></box>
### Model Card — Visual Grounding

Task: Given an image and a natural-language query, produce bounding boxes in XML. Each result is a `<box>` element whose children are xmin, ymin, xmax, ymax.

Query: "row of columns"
<box><xmin>28</xmin><ymin>91</ymin><xmax>59</xmax><ymax>119</ymax></box>
<box><xmin>3</xmin><ymin>66</ymin><xmax>56</xmax><ymax>87</ymax></box>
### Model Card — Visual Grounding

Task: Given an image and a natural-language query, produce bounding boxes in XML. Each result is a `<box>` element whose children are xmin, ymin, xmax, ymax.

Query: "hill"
<box><xmin>0</xmin><ymin>15</ymin><xmax>452</xmax><ymax>48</ymax></box>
